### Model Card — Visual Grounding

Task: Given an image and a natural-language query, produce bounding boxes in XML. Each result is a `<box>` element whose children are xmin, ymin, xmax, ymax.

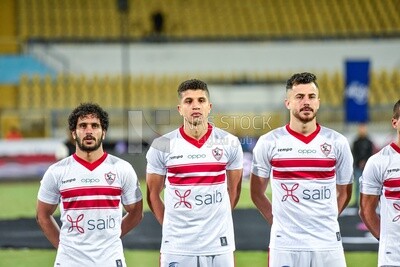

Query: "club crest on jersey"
<box><xmin>212</xmin><ymin>147</ymin><xmax>223</xmax><ymax>161</ymax></box>
<box><xmin>320</xmin><ymin>142</ymin><xmax>332</xmax><ymax>156</ymax></box>
<box><xmin>105</xmin><ymin>172</ymin><xmax>116</xmax><ymax>185</ymax></box>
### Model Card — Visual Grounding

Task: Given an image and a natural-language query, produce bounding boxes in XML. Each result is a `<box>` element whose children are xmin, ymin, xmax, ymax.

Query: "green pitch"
<box><xmin>0</xmin><ymin>249</ymin><xmax>378</xmax><ymax>267</ymax></box>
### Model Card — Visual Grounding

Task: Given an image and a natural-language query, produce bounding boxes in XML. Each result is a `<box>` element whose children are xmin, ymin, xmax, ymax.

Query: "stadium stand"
<box><xmin>16</xmin><ymin>0</ymin><xmax>400</xmax><ymax>41</ymax></box>
<box><xmin>15</xmin><ymin>70</ymin><xmax>400</xmax><ymax>111</ymax></box>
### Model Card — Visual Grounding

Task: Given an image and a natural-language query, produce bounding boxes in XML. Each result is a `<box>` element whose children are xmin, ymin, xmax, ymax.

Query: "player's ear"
<box><xmin>177</xmin><ymin>104</ymin><xmax>182</xmax><ymax>116</ymax></box>
<box><xmin>285</xmin><ymin>98</ymin><xmax>290</xmax><ymax>109</ymax></box>
<box><xmin>72</xmin><ymin>131</ymin><xmax>77</xmax><ymax>140</ymax></box>
<box><xmin>391</xmin><ymin>117</ymin><xmax>398</xmax><ymax>129</ymax></box>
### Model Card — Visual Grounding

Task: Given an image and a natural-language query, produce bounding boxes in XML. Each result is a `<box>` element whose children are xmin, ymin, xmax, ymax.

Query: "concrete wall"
<box><xmin>30</xmin><ymin>39</ymin><xmax>400</xmax><ymax>75</ymax></box>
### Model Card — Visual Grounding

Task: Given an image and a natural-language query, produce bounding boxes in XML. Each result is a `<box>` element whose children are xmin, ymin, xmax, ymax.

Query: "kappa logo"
<box><xmin>320</xmin><ymin>142</ymin><xmax>332</xmax><ymax>156</ymax></box>
<box><xmin>212</xmin><ymin>147</ymin><xmax>223</xmax><ymax>161</ymax></box>
<box><xmin>105</xmin><ymin>171</ymin><xmax>116</xmax><ymax>185</ymax></box>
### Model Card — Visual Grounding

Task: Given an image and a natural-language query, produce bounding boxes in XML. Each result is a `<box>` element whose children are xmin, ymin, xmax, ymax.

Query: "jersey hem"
<box><xmin>160</xmin><ymin>248</ymin><xmax>235</xmax><ymax>256</ymax></box>
<box><xmin>269</xmin><ymin>245</ymin><xmax>343</xmax><ymax>251</ymax></box>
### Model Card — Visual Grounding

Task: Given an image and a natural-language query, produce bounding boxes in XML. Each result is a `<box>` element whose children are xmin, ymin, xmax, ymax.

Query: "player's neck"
<box><xmin>183</xmin><ymin>121</ymin><xmax>209</xmax><ymax>140</ymax></box>
<box><xmin>396</xmin><ymin>134</ymin><xmax>400</xmax><ymax>148</ymax></box>
<box><xmin>75</xmin><ymin>148</ymin><xmax>105</xmax><ymax>163</ymax></box>
<box><xmin>289</xmin><ymin>119</ymin><xmax>317</xmax><ymax>136</ymax></box>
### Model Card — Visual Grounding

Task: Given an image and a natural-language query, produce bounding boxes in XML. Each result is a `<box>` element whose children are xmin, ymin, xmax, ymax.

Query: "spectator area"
<box><xmin>17</xmin><ymin>0</ymin><xmax>400</xmax><ymax>41</ymax></box>
<box><xmin>16</xmin><ymin>69</ymin><xmax>400</xmax><ymax>110</ymax></box>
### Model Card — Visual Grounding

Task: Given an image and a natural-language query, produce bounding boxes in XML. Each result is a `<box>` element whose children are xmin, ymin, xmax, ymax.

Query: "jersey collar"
<box><xmin>179</xmin><ymin>123</ymin><xmax>213</xmax><ymax>148</ymax></box>
<box><xmin>390</xmin><ymin>142</ymin><xmax>400</xmax><ymax>154</ymax></box>
<box><xmin>285</xmin><ymin>123</ymin><xmax>321</xmax><ymax>144</ymax></box>
<box><xmin>73</xmin><ymin>152</ymin><xmax>108</xmax><ymax>171</ymax></box>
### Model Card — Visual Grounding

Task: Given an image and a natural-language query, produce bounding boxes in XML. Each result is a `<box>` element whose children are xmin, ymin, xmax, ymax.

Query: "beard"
<box><xmin>76</xmin><ymin>136</ymin><xmax>102</xmax><ymax>152</ymax></box>
<box><xmin>292</xmin><ymin>108</ymin><xmax>317</xmax><ymax>123</ymax></box>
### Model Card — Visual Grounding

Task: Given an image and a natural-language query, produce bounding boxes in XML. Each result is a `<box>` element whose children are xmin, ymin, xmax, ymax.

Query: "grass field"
<box><xmin>0</xmin><ymin>249</ymin><xmax>378</xmax><ymax>267</ymax></box>
<box><xmin>0</xmin><ymin>180</ymin><xmax>377</xmax><ymax>267</ymax></box>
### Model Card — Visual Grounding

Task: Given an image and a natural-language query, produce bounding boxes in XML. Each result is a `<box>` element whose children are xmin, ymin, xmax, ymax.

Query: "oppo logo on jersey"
<box><xmin>81</xmin><ymin>178</ymin><xmax>100</xmax><ymax>183</ymax></box>
<box><xmin>67</xmin><ymin>214</ymin><xmax>116</xmax><ymax>233</ymax></box>
<box><xmin>298</xmin><ymin>149</ymin><xmax>317</xmax><ymax>154</ymax></box>
<box><xmin>187</xmin><ymin>154</ymin><xmax>206</xmax><ymax>159</ymax></box>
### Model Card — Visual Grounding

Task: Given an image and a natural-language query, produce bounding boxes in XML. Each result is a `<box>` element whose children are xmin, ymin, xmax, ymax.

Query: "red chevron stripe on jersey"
<box><xmin>273</xmin><ymin>170</ymin><xmax>335</xmax><ymax>180</ymax></box>
<box><xmin>63</xmin><ymin>199</ymin><xmax>120</xmax><ymax>210</ymax></box>
<box><xmin>385</xmin><ymin>190</ymin><xmax>400</xmax><ymax>200</ymax></box>
<box><xmin>167</xmin><ymin>163</ymin><xmax>227</xmax><ymax>173</ymax></box>
<box><xmin>61</xmin><ymin>187</ymin><xmax>122</xmax><ymax>198</ymax></box>
<box><xmin>271</xmin><ymin>158</ymin><xmax>336</xmax><ymax>168</ymax></box>
<box><xmin>383</xmin><ymin>178</ymin><xmax>400</xmax><ymax>188</ymax></box>
<box><xmin>168</xmin><ymin>173</ymin><xmax>226</xmax><ymax>186</ymax></box>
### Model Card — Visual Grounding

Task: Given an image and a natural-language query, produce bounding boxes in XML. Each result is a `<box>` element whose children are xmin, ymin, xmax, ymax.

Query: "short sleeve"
<box><xmin>146</xmin><ymin>145</ymin><xmax>167</xmax><ymax>175</ymax></box>
<box><xmin>226</xmin><ymin>137</ymin><xmax>244</xmax><ymax>170</ymax></box>
<box><xmin>121</xmin><ymin>162</ymin><xmax>143</xmax><ymax>205</ymax></box>
<box><xmin>37</xmin><ymin>168</ymin><xmax>61</xmax><ymax>205</ymax></box>
<box><xmin>360</xmin><ymin>154</ymin><xmax>384</xmax><ymax>196</ymax></box>
<box><xmin>251</xmin><ymin>136</ymin><xmax>272</xmax><ymax>179</ymax></box>
<box><xmin>334</xmin><ymin>135</ymin><xmax>354</xmax><ymax>185</ymax></box>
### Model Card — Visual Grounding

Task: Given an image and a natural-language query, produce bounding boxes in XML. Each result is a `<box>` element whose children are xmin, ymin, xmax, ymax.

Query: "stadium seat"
<box><xmin>16</xmin><ymin>0</ymin><xmax>400</xmax><ymax>41</ymax></box>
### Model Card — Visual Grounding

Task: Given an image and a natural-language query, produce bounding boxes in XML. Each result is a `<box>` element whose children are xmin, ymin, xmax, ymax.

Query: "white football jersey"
<box><xmin>360</xmin><ymin>143</ymin><xmax>400</xmax><ymax>266</ymax></box>
<box><xmin>251</xmin><ymin>124</ymin><xmax>353</xmax><ymax>250</ymax></box>
<box><xmin>146</xmin><ymin>125</ymin><xmax>243</xmax><ymax>255</ymax></box>
<box><xmin>38</xmin><ymin>153</ymin><xmax>142</xmax><ymax>267</ymax></box>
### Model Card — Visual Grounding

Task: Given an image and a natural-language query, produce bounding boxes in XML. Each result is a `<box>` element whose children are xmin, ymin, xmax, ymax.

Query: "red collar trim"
<box><xmin>73</xmin><ymin>152</ymin><xmax>108</xmax><ymax>171</ymax></box>
<box><xmin>390</xmin><ymin>143</ymin><xmax>400</xmax><ymax>154</ymax></box>
<box><xmin>179</xmin><ymin>123</ymin><xmax>213</xmax><ymax>148</ymax></box>
<box><xmin>285</xmin><ymin>124</ymin><xmax>321</xmax><ymax>144</ymax></box>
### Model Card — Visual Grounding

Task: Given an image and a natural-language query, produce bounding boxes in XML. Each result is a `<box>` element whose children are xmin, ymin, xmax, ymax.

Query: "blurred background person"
<box><xmin>351</xmin><ymin>123</ymin><xmax>375</xmax><ymax>207</ymax></box>
<box><xmin>4</xmin><ymin>126</ymin><xmax>23</xmax><ymax>140</ymax></box>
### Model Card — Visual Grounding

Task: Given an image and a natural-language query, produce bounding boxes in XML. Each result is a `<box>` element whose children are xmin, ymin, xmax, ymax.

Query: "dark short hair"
<box><xmin>393</xmin><ymin>99</ymin><xmax>400</xmax><ymax>119</ymax></box>
<box><xmin>177</xmin><ymin>79</ymin><xmax>210</xmax><ymax>99</ymax></box>
<box><xmin>68</xmin><ymin>103</ymin><xmax>109</xmax><ymax>132</ymax></box>
<box><xmin>286</xmin><ymin>72</ymin><xmax>319</xmax><ymax>91</ymax></box>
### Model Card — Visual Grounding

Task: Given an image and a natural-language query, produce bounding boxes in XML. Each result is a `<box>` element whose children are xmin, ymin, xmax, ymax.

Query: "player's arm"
<box><xmin>359</xmin><ymin>193</ymin><xmax>380</xmax><ymax>239</ymax></box>
<box><xmin>226</xmin><ymin>169</ymin><xmax>243</xmax><ymax>209</ymax></box>
<box><xmin>336</xmin><ymin>183</ymin><xmax>352</xmax><ymax>215</ymax></box>
<box><xmin>146</xmin><ymin>173</ymin><xmax>165</xmax><ymax>225</ymax></box>
<box><xmin>250</xmin><ymin>173</ymin><xmax>273</xmax><ymax>225</ymax></box>
<box><xmin>121</xmin><ymin>200</ymin><xmax>143</xmax><ymax>238</ymax></box>
<box><xmin>36</xmin><ymin>200</ymin><xmax>60</xmax><ymax>248</ymax></box>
